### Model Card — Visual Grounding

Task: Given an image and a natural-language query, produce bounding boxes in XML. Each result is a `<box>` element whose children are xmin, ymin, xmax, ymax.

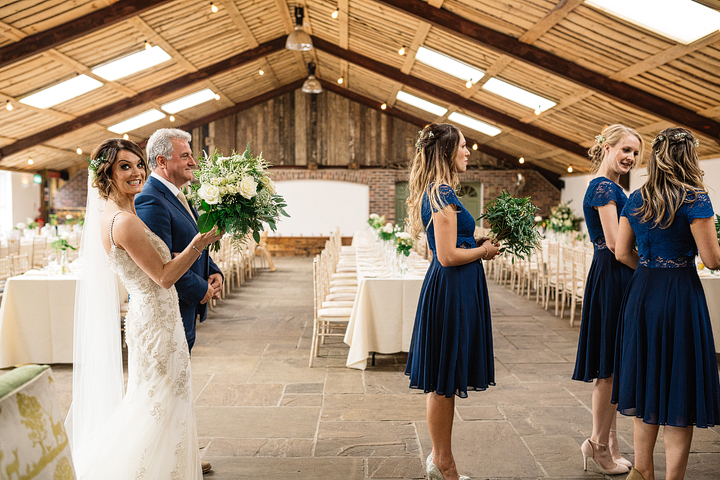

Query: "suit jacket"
<box><xmin>135</xmin><ymin>176</ymin><xmax>222</xmax><ymax>348</ymax></box>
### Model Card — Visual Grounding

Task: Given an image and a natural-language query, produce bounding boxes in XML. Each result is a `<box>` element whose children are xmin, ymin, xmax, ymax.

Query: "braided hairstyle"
<box><xmin>587</xmin><ymin>124</ymin><xmax>644</xmax><ymax>173</ymax></box>
<box><xmin>638</xmin><ymin>127</ymin><xmax>706</xmax><ymax>228</ymax></box>
<box><xmin>407</xmin><ymin>123</ymin><xmax>461</xmax><ymax>238</ymax></box>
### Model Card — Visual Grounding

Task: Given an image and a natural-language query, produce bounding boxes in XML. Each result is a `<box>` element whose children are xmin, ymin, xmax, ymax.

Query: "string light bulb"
<box><xmin>337</xmin><ymin>77</ymin><xmax>343</xmax><ymax>84</ymax></box>
<box><xmin>534</xmin><ymin>107</ymin><xmax>542</xmax><ymax>115</ymax></box>
<box><xmin>472</xmin><ymin>143</ymin><xmax>478</xmax><ymax>151</ymax></box>
<box><xmin>144</xmin><ymin>40</ymin><xmax>151</xmax><ymax>50</ymax></box>
<box><xmin>398</xmin><ymin>45</ymin><xmax>406</xmax><ymax>56</ymax></box>
<box><xmin>519</xmin><ymin>156</ymin><xmax>525</xmax><ymax>164</ymax></box>
<box><xmin>258</xmin><ymin>69</ymin><xmax>264</xmax><ymax>75</ymax></box>
<box><xmin>76</xmin><ymin>148</ymin><xmax>82</xmax><ymax>155</ymax></box>
<box><xmin>123</xmin><ymin>133</ymin><xmax>129</xmax><ymax>140</ymax></box>
<box><xmin>466</xmin><ymin>80</ymin><xmax>473</xmax><ymax>89</ymax></box>
<box><xmin>567</xmin><ymin>165</ymin><xmax>573</xmax><ymax>173</ymax></box>
<box><xmin>27</xmin><ymin>158</ymin><xmax>34</xmax><ymax>165</ymax></box>
<box><xmin>169</xmin><ymin>115</ymin><xmax>175</xmax><ymax>122</ymax></box>
<box><xmin>214</xmin><ymin>93</ymin><xmax>221</xmax><ymax>100</ymax></box>
<box><xmin>380</xmin><ymin>103</ymin><xmax>387</xmax><ymax>110</ymax></box>
<box><xmin>210</xmin><ymin>2</ymin><xmax>218</xmax><ymax>13</ymax></box>
<box><xmin>5</xmin><ymin>100</ymin><xmax>12</xmax><ymax>111</ymax></box>
<box><xmin>331</xmin><ymin>8</ymin><xmax>339</xmax><ymax>19</ymax></box>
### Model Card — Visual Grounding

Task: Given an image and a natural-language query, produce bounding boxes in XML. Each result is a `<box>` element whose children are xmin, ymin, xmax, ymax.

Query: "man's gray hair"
<box><xmin>146</xmin><ymin>128</ymin><xmax>192</xmax><ymax>170</ymax></box>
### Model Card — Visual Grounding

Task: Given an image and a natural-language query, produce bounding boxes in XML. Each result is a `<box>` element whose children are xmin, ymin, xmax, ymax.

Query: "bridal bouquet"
<box><xmin>479</xmin><ymin>190</ymin><xmax>540</xmax><ymax>260</ymax></box>
<box><xmin>188</xmin><ymin>145</ymin><xmax>289</xmax><ymax>250</ymax></box>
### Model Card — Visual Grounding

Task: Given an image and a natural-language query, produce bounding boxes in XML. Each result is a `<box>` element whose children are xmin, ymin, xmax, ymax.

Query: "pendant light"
<box><xmin>301</xmin><ymin>62</ymin><xmax>322</xmax><ymax>94</ymax></box>
<box><xmin>285</xmin><ymin>6</ymin><xmax>313</xmax><ymax>51</ymax></box>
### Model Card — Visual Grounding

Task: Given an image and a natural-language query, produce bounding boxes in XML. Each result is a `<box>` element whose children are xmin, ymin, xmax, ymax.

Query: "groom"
<box><xmin>136</xmin><ymin>128</ymin><xmax>223</xmax><ymax>353</ymax></box>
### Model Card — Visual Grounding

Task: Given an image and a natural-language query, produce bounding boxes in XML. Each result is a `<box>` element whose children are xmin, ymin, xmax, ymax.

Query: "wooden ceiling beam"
<box><xmin>311</xmin><ymin>36</ymin><xmax>588</xmax><ymax>158</ymax></box>
<box><xmin>374</xmin><ymin>0</ymin><xmax>720</xmax><ymax>142</ymax></box>
<box><xmin>0</xmin><ymin>37</ymin><xmax>286</xmax><ymax>161</ymax></box>
<box><xmin>0</xmin><ymin>0</ymin><xmax>176</xmax><ymax>71</ymax></box>
<box><xmin>319</xmin><ymin>79</ymin><xmax>564</xmax><ymax>187</ymax></box>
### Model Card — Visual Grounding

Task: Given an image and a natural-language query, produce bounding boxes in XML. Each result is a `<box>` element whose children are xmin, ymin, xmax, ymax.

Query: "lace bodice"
<box><xmin>422</xmin><ymin>184</ymin><xmax>477</xmax><ymax>253</ymax></box>
<box><xmin>621</xmin><ymin>190</ymin><xmax>714</xmax><ymax>268</ymax></box>
<box><xmin>583</xmin><ymin>177</ymin><xmax>627</xmax><ymax>251</ymax></box>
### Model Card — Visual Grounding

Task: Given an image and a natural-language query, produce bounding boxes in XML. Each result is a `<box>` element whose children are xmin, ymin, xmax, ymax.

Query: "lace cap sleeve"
<box><xmin>429</xmin><ymin>184</ymin><xmax>460</xmax><ymax>213</ymax></box>
<box><xmin>620</xmin><ymin>191</ymin><xmax>640</xmax><ymax>219</ymax></box>
<box><xmin>685</xmin><ymin>191</ymin><xmax>714</xmax><ymax>221</ymax></box>
<box><xmin>590</xmin><ymin>179</ymin><xmax>620</xmax><ymax>208</ymax></box>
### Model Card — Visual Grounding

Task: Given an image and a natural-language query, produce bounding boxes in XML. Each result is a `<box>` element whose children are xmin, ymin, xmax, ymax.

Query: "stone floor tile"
<box><xmin>315</xmin><ymin>421</ymin><xmax>420</xmax><ymax>457</ymax></box>
<box><xmin>456</xmin><ymin>405</ymin><xmax>505</xmax><ymax>421</ymax></box>
<box><xmin>285</xmin><ymin>382</ymin><xmax>324</xmax><ymax>394</ymax></box>
<box><xmin>199</xmin><ymin>456</ymin><xmax>364</xmax><ymax>479</ymax></box>
<box><xmin>325</xmin><ymin>371</ymin><xmax>365</xmax><ymax>394</ymax></box>
<box><xmin>280</xmin><ymin>394</ymin><xmax>323</xmax><ymax>406</ymax></box>
<box><xmin>196</xmin><ymin>406</ymin><xmax>319</xmax><ymax>438</ymax></box>
<box><xmin>321</xmin><ymin>394</ymin><xmax>426</xmax><ymax>421</ymax></box>
<box><xmin>247</xmin><ymin>357</ymin><xmax>328</xmax><ymax>384</ymax></box>
<box><xmin>367</xmin><ymin>456</ymin><xmax>425</xmax><ymax>478</ymax></box>
<box><xmin>204</xmin><ymin>437</ymin><xmax>314</xmax><ymax>457</ymax></box>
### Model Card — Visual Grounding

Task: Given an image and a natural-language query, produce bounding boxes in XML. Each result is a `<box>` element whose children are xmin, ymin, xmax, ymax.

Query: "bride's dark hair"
<box><xmin>91</xmin><ymin>138</ymin><xmax>147</xmax><ymax>199</ymax></box>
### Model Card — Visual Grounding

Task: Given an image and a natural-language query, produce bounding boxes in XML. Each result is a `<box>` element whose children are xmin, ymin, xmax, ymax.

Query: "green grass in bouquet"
<box><xmin>188</xmin><ymin>144</ymin><xmax>289</xmax><ymax>251</ymax></box>
<box><xmin>479</xmin><ymin>190</ymin><xmax>541</xmax><ymax>261</ymax></box>
<box><xmin>715</xmin><ymin>214</ymin><xmax>720</xmax><ymax>245</ymax></box>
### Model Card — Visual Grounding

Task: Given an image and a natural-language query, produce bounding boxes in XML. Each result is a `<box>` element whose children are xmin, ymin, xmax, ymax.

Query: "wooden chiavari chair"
<box><xmin>9</xmin><ymin>254</ymin><xmax>30</xmax><ymax>276</ymax></box>
<box><xmin>32</xmin><ymin>237</ymin><xmax>47</xmax><ymax>268</ymax></box>
<box><xmin>0</xmin><ymin>257</ymin><xmax>10</xmax><ymax>304</ymax></box>
<box><xmin>544</xmin><ymin>243</ymin><xmax>562</xmax><ymax>314</ymax></box>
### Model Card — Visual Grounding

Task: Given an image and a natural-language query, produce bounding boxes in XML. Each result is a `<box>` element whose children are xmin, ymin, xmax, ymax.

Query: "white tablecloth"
<box><xmin>0</xmin><ymin>271</ymin><xmax>127</xmax><ymax>368</ymax></box>
<box><xmin>0</xmin><ymin>273</ymin><xmax>78</xmax><ymax>368</ymax></box>
<box><xmin>699</xmin><ymin>275</ymin><xmax>720</xmax><ymax>353</ymax></box>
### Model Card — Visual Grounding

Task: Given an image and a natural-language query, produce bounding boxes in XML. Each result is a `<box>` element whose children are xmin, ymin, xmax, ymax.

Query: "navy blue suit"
<box><xmin>135</xmin><ymin>175</ymin><xmax>222</xmax><ymax>351</ymax></box>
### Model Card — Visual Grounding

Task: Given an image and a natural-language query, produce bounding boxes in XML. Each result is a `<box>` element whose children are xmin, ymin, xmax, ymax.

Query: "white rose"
<box><xmin>396</xmin><ymin>231</ymin><xmax>412</xmax><ymax>240</ymax></box>
<box><xmin>238</xmin><ymin>176</ymin><xmax>258</xmax><ymax>199</ymax></box>
<box><xmin>61</xmin><ymin>232</ymin><xmax>70</xmax><ymax>240</ymax></box>
<box><xmin>382</xmin><ymin>222</ymin><xmax>394</xmax><ymax>233</ymax></box>
<box><xmin>16</xmin><ymin>222</ymin><xmax>26</xmax><ymax>230</ymax></box>
<box><xmin>564</xmin><ymin>219</ymin><xmax>572</xmax><ymax>227</ymax></box>
<box><xmin>211</xmin><ymin>178</ymin><xmax>221</xmax><ymax>186</ymax></box>
<box><xmin>369</xmin><ymin>213</ymin><xmax>379</xmax><ymax>219</ymax></box>
<box><xmin>534</xmin><ymin>216</ymin><xmax>542</xmax><ymax>222</ymax></box>
<box><xmin>198</xmin><ymin>183</ymin><xmax>221</xmax><ymax>205</ymax></box>
<box><xmin>261</xmin><ymin>176</ymin><xmax>276</xmax><ymax>194</ymax></box>
<box><xmin>66</xmin><ymin>214</ymin><xmax>73</xmax><ymax>220</ymax></box>
<box><xmin>226</xmin><ymin>184</ymin><xmax>237</xmax><ymax>194</ymax></box>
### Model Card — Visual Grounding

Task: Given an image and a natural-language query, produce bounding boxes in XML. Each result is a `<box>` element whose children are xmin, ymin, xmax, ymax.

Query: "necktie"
<box><xmin>177</xmin><ymin>190</ymin><xmax>196</xmax><ymax>221</ymax></box>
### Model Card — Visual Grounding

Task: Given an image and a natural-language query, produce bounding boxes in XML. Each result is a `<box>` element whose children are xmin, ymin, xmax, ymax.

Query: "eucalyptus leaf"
<box><xmin>478</xmin><ymin>190</ymin><xmax>541</xmax><ymax>260</ymax></box>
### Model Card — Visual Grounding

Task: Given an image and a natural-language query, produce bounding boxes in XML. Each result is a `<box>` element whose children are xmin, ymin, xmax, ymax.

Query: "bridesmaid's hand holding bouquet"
<box><xmin>478</xmin><ymin>190</ymin><xmax>540</xmax><ymax>260</ymax></box>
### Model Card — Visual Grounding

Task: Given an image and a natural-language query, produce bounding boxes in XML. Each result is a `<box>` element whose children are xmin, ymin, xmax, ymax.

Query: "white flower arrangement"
<box><xmin>395</xmin><ymin>231</ymin><xmax>414</xmax><ymax>256</ymax></box>
<box><xmin>378</xmin><ymin>222</ymin><xmax>395</xmax><ymax>241</ymax></box>
<box><xmin>367</xmin><ymin>213</ymin><xmax>384</xmax><ymax>229</ymax></box>
<box><xmin>188</xmin><ymin>144</ymin><xmax>289</xmax><ymax>249</ymax></box>
<box><xmin>547</xmin><ymin>201</ymin><xmax>579</xmax><ymax>234</ymax></box>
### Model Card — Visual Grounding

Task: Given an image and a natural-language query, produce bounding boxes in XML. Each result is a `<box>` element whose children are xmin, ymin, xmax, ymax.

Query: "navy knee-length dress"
<box><xmin>573</xmin><ymin>177</ymin><xmax>634</xmax><ymax>382</ymax></box>
<box><xmin>612</xmin><ymin>190</ymin><xmax>720</xmax><ymax>427</ymax></box>
<box><xmin>405</xmin><ymin>184</ymin><xmax>495</xmax><ymax>398</ymax></box>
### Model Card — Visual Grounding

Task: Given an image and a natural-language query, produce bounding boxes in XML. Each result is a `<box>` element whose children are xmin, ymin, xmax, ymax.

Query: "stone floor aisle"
<box><xmin>46</xmin><ymin>257</ymin><xmax>719</xmax><ymax>479</ymax></box>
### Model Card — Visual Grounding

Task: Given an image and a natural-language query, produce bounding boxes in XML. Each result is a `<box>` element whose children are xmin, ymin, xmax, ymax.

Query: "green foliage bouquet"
<box><xmin>715</xmin><ymin>214</ymin><xmax>720</xmax><ymax>245</ymax></box>
<box><xmin>395</xmin><ymin>231</ymin><xmax>413</xmax><ymax>256</ymax></box>
<box><xmin>368</xmin><ymin>213</ymin><xmax>385</xmax><ymax>229</ymax></box>
<box><xmin>378</xmin><ymin>222</ymin><xmax>395</xmax><ymax>241</ymax></box>
<box><xmin>479</xmin><ymin>190</ymin><xmax>541</xmax><ymax>260</ymax></box>
<box><xmin>547</xmin><ymin>201</ymin><xmax>579</xmax><ymax>233</ymax></box>
<box><xmin>188</xmin><ymin>145</ymin><xmax>289</xmax><ymax>250</ymax></box>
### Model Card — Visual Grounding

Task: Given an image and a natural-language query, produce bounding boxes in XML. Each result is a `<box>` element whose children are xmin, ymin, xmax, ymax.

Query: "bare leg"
<box><xmin>634</xmin><ymin>418</ymin><xmax>660</xmax><ymax>480</ymax></box>
<box><xmin>427</xmin><ymin>392</ymin><xmax>459</xmax><ymax>480</ymax></box>
<box><xmin>663</xmin><ymin>425</ymin><xmax>693</xmax><ymax>480</ymax></box>
<box><xmin>590</xmin><ymin>377</ymin><xmax>615</xmax><ymax>445</ymax></box>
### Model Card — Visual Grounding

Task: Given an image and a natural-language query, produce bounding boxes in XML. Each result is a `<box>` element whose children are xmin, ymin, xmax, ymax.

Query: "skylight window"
<box><xmin>482</xmin><ymin>78</ymin><xmax>556</xmax><ymax>112</ymax></box>
<box><xmin>396</xmin><ymin>91</ymin><xmax>447</xmax><ymax>116</ymax></box>
<box><xmin>20</xmin><ymin>75</ymin><xmax>103</xmax><ymax>109</ymax></box>
<box><xmin>415</xmin><ymin>46</ymin><xmax>485</xmax><ymax>84</ymax></box>
<box><xmin>448</xmin><ymin>112</ymin><xmax>501</xmax><ymax>137</ymax></box>
<box><xmin>92</xmin><ymin>46</ymin><xmax>172</xmax><ymax>81</ymax></box>
<box><xmin>586</xmin><ymin>0</ymin><xmax>720</xmax><ymax>44</ymax></box>
<box><xmin>161</xmin><ymin>89</ymin><xmax>217</xmax><ymax>114</ymax></box>
<box><xmin>108</xmin><ymin>109</ymin><xmax>166</xmax><ymax>133</ymax></box>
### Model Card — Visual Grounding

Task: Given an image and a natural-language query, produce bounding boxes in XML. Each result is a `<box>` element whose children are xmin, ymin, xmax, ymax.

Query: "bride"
<box><xmin>65</xmin><ymin>138</ymin><xmax>222</xmax><ymax>478</ymax></box>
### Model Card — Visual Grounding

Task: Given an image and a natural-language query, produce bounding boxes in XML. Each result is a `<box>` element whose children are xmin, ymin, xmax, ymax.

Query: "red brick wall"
<box><xmin>53</xmin><ymin>169</ymin><xmax>88</xmax><ymax>209</ymax></box>
<box><xmin>266</xmin><ymin>236</ymin><xmax>353</xmax><ymax>257</ymax></box>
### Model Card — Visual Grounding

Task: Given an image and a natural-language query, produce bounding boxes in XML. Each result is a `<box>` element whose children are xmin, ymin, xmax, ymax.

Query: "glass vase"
<box><xmin>61</xmin><ymin>249</ymin><xmax>69</xmax><ymax>275</ymax></box>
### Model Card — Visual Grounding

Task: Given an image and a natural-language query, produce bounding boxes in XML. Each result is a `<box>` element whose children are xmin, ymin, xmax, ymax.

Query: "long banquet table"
<box><xmin>343</xmin><ymin>232</ymin><xmax>429</xmax><ymax>370</ymax></box>
<box><xmin>0</xmin><ymin>270</ymin><xmax>128</xmax><ymax>369</ymax></box>
<box><xmin>699</xmin><ymin>274</ymin><xmax>720</xmax><ymax>353</ymax></box>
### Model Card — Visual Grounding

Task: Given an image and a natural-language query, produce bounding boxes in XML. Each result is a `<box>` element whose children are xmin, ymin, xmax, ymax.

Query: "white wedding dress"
<box><xmin>75</xmin><ymin>212</ymin><xmax>201</xmax><ymax>479</ymax></box>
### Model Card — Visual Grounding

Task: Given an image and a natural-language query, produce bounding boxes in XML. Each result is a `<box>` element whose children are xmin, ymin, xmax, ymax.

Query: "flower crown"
<box><xmin>594</xmin><ymin>134</ymin><xmax>605</xmax><ymax>144</ymax></box>
<box><xmin>651</xmin><ymin>131</ymin><xmax>700</xmax><ymax>148</ymax></box>
<box><xmin>88</xmin><ymin>153</ymin><xmax>107</xmax><ymax>179</ymax></box>
<box><xmin>415</xmin><ymin>130</ymin><xmax>434</xmax><ymax>149</ymax></box>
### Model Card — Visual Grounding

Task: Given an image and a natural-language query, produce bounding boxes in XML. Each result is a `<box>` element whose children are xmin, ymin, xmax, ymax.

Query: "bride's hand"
<box><xmin>194</xmin><ymin>227</ymin><xmax>224</xmax><ymax>250</ymax></box>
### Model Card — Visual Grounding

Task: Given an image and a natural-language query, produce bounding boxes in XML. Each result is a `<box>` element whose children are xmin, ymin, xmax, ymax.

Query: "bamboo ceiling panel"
<box><xmin>304</xmin><ymin>0</ymin><xmax>340</xmax><ymax>42</ymax></box>
<box><xmin>0</xmin><ymin>55</ymin><xmax>76</xmax><ymax>98</ymax></box>
<box><xmin>141</xmin><ymin>0</ymin><xmax>249</xmax><ymax>69</ymax></box>
<box><xmin>50</xmin><ymin>85</ymin><xmax>128</xmax><ymax>116</ymax></box>
<box><xmin>52</xmin><ymin>22</ymin><xmax>145</xmax><ymax>68</ymax></box>
<box><xmin>422</xmin><ymin>27</ymin><xmax>505</xmax><ymax>72</ymax></box>
<box><xmin>265</xmin><ymin>50</ymin><xmax>305</xmax><ymax>84</ymax></box>
<box><xmin>0</xmin><ymin>0</ymin><xmax>119</xmax><ymax>36</ymax></box>
<box><xmin>630</xmin><ymin>63</ymin><xmax>720</xmax><ymax>113</ymax></box>
<box><xmin>0</xmin><ymin>108</ymin><xmax>66</xmax><ymax>140</ymax></box>
<box><xmin>441</xmin><ymin>0</ymin><xmax>531</xmax><ymax>38</ymax></box>
<box><xmin>236</xmin><ymin>0</ymin><xmax>288</xmax><ymax>44</ymax></box>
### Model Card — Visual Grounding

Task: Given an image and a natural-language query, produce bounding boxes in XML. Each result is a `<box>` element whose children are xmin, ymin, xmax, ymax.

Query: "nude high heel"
<box><xmin>626</xmin><ymin>467</ymin><xmax>647</xmax><ymax>480</ymax></box>
<box><xmin>581</xmin><ymin>439</ymin><xmax>629</xmax><ymax>475</ymax></box>
<box><xmin>609</xmin><ymin>429</ymin><xmax>633</xmax><ymax>468</ymax></box>
<box><xmin>426</xmin><ymin>453</ymin><xmax>470</xmax><ymax>480</ymax></box>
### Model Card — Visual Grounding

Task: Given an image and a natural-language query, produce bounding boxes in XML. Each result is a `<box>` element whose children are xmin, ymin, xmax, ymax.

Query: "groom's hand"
<box><xmin>209</xmin><ymin>273</ymin><xmax>223</xmax><ymax>299</ymax></box>
<box><xmin>200</xmin><ymin>282</ymin><xmax>214</xmax><ymax>304</ymax></box>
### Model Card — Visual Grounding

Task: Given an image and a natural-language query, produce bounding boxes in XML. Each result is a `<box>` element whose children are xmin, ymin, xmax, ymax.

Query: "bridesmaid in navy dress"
<box><xmin>405</xmin><ymin>123</ymin><xmax>499</xmax><ymax>480</ymax></box>
<box><xmin>614</xmin><ymin>127</ymin><xmax>720</xmax><ymax>480</ymax></box>
<box><xmin>572</xmin><ymin>125</ymin><xmax>643</xmax><ymax>475</ymax></box>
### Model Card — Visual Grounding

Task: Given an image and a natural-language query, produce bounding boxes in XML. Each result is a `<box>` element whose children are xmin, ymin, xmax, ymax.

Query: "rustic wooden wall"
<box><xmin>197</xmin><ymin>88</ymin><xmax>496</xmax><ymax>168</ymax></box>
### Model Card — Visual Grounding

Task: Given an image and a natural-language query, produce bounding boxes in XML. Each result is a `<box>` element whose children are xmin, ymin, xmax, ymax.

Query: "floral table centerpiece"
<box><xmin>479</xmin><ymin>190</ymin><xmax>541</xmax><ymax>261</ymax></box>
<box><xmin>51</xmin><ymin>236</ymin><xmax>76</xmax><ymax>274</ymax></box>
<box><xmin>378</xmin><ymin>222</ymin><xmax>395</xmax><ymax>242</ymax></box>
<box><xmin>367</xmin><ymin>213</ymin><xmax>385</xmax><ymax>230</ymax></box>
<box><xmin>547</xmin><ymin>201</ymin><xmax>580</xmax><ymax>234</ymax></box>
<box><xmin>395</xmin><ymin>231</ymin><xmax>413</xmax><ymax>257</ymax></box>
<box><xmin>188</xmin><ymin>145</ymin><xmax>289</xmax><ymax>251</ymax></box>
